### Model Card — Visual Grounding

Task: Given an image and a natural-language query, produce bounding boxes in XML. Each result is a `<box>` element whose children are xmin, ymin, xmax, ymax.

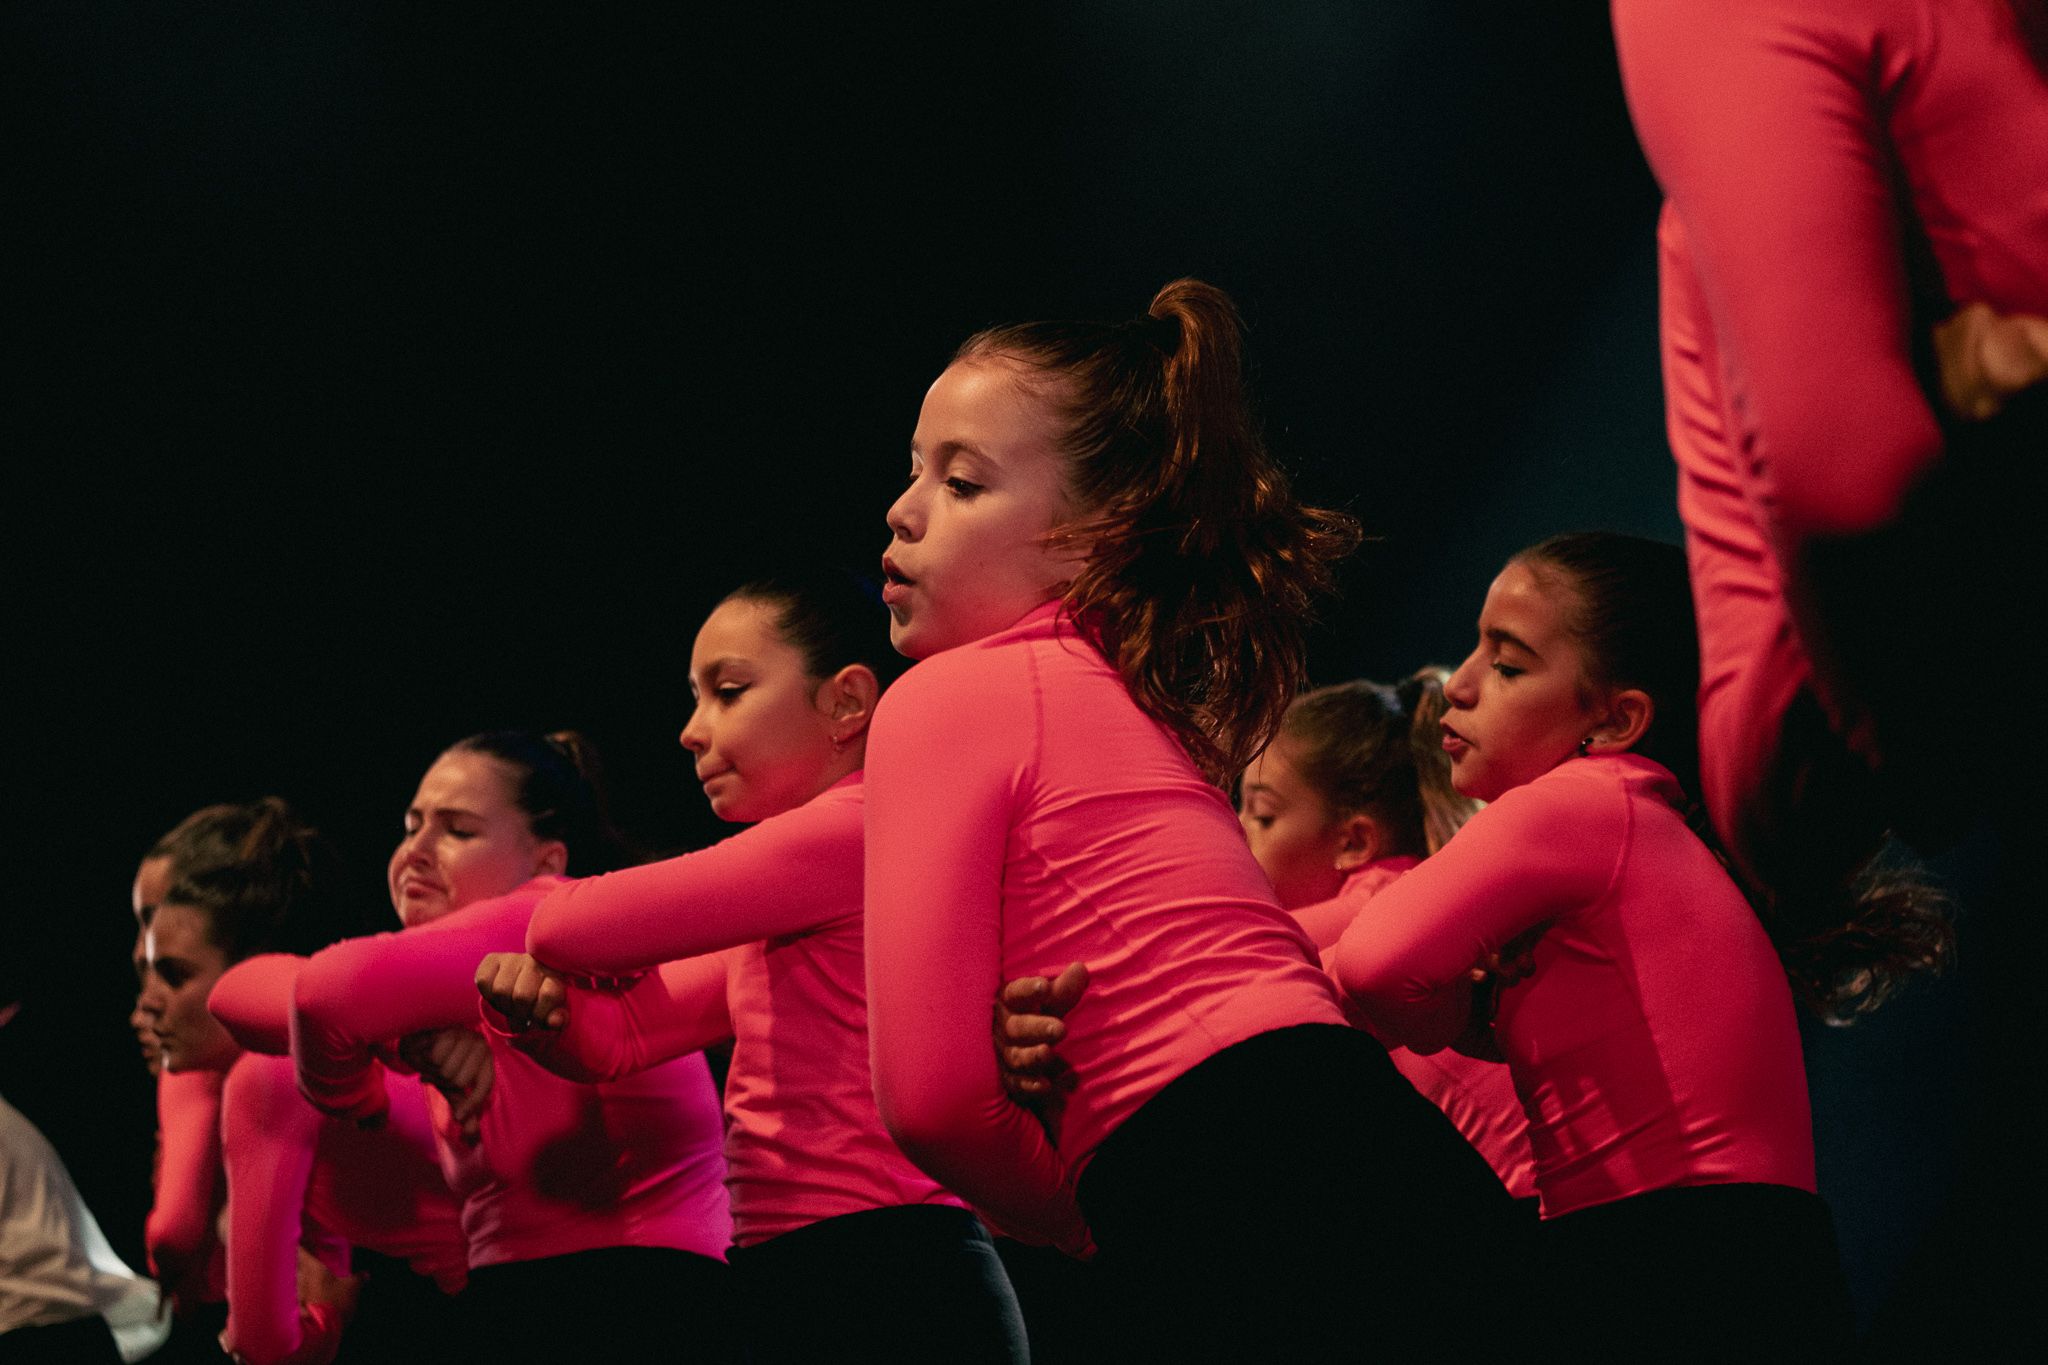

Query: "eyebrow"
<box><xmin>1485</xmin><ymin>626</ymin><xmax>1543</xmax><ymax>658</ymax></box>
<box><xmin>408</xmin><ymin>804</ymin><xmax>485</xmax><ymax>821</ymax></box>
<box><xmin>910</xmin><ymin>439</ymin><xmax>991</xmax><ymax>465</ymax></box>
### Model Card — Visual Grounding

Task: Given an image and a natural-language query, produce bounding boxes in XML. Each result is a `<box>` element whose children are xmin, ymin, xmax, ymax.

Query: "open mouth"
<box><xmin>1440</xmin><ymin>722</ymin><xmax>1470</xmax><ymax>754</ymax></box>
<box><xmin>880</xmin><ymin>557</ymin><xmax>915</xmax><ymax>607</ymax></box>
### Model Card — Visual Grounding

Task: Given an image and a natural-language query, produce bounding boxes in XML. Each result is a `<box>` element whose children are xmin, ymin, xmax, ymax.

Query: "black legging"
<box><xmin>727</xmin><ymin>1204</ymin><xmax>1028</xmax><ymax>1364</ymax></box>
<box><xmin>1076</xmin><ymin>1023</ymin><xmax>1522</xmax><ymax>1363</ymax></box>
<box><xmin>1537</xmin><ymin>1182</ymin><xmax>1852</xmax><ymax>1362</ymax></box>
<box><xmin>461</xmin><ymin>1245</ymin><xmax>736</xmax><ymax>1361</ymax></box>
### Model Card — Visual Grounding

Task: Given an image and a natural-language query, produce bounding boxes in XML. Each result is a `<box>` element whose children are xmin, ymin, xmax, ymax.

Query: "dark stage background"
<box><xmin>3</xmin><ymin>1</ymin><xmax>2021</xmax><ymax>1349</ymax></box>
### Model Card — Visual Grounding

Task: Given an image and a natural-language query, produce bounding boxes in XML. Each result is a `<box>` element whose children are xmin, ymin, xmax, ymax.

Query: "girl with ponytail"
<box><xmin>865</xmin><ymin>280</ymin><xmax>1514</xmax><ymax>1358</ymax></box>
<box><xmin>1333</xmin><ymin>532</ymin><xmax>1927</xmax><ymax>1356</ymax></box>
<box><xmin>473</xmin><ymin>575</ymin><xmax>1029</xmax><ymax>1364</ymax></box>
<box><xmin>136</xmin><ymin>798</ymin><xmax>464</xmax><ymax>1365</ymax></box>
<box><xmin>280</xmin><ymin>732</ymin><xmax>733</xmax><ymax>1360</ymax></box>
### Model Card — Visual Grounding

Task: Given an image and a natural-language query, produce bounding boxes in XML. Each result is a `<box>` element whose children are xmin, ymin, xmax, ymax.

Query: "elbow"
<box><xmin>1766</xmin><ymin>402</ymin><xmax>1940</xmax><ymax>543</ymax></box>
<box><xmin>874</xmin><ymin>1082</ymin><xmax>979</xmax><ymax>1180</ymax></box>
<box><xmin>523</xmin><ymin>904</ymin><xmax>578</xmax><ymax>970</ymax></box>
<box><xmin>287</xmin><ymin>958</ymin><xmax>348</xmax><ymax>1035</ymax></box>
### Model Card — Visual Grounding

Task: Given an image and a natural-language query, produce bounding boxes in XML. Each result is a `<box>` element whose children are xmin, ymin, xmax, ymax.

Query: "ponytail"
<box><xmin>1517</xmin><ymin>531</ymin><xmax>1954</xmax><ymax>1022</ymax></box>
<box><xmin>957</xmin><ymin>278</ymin><xmax>1360</xmax><ymax>782</ymax></box>
<box><xmin>161</xmin><ymin>797</ymin><xmax>365</xmax><ymax>962</ymax></box>
<box><xmin>447</xmin><ymin>729</ymin><xmax>634</xmax><ymax>875</ymax></box>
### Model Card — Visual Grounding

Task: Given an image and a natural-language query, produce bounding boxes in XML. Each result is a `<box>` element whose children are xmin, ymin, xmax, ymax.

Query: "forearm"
<box><xmin>506</xmin><ymin>954</ymin><xmax>734</xmax><ymax>1084</ymax></box>
<box><xmin>294</xmin><ymin>892</ymin><xmax>536</xmax><ymax>1118</ymax></box>
<box><xmin>529</xmin><ymin>796</ymin><xmax>862</xmax><ymax>974</ymax></box>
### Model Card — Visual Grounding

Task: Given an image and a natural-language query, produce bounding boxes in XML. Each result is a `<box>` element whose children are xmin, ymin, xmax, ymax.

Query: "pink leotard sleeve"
<box><xmin>1332</xmin><ymin>786</ymin><xmax>1612</xmax><ymax>1055</ymax></box>
<box><xmin>1613</xmin><ymin>0</ymin><xmax>2048</xmax><ymax>541</ymax></box>
<box><xmin>219</xmin><ymin>1053</ymin><xmax>468</xmax><ymax>1365</ymax></box>
<box><xmin>146</xmin><ymin>1067</ymin><xmax>226</xmax><ymax>1299</ymax></box>
<box><xmin>502</xmin><ymin>953</ymin><xmax>735</xmax><ymax>1086</ymax></box>
<box><xmin>210</xmin><ymin>955</ymin><xmax>307</xmax><ymax>1057</ymax></box>
<box><xmin>1337</xmin><ymin>755</ymin><xmax>1812</xmax><ymax>1217</ymax></box>
<box><xmin>529</xmin><ymin>773</ymin><xmax>867</xmax><ymax>972</ymax></box>
<box><xmin>865</xmin><ymin>604</ymin><xmax>1342</xmax><ymax>1253</ymax></box>
<box><xmin>526</xmin><ymin>775</ymin><xmax>967</xmax><ymax>1247</ymax></box>
<box><xmin>292</xmin><ymin>878</ymin><xmax>731</xmax><ymax>1267</ymax></box>
<box><xmin>292</xmin><ymin>886</ymin><xmax>556</xmax><ymax>1124</ymax></box>
<box><xmin>219</xmin><ymin>1055</ymin><xmax>349</xmax><ymax>1365</ymax></box>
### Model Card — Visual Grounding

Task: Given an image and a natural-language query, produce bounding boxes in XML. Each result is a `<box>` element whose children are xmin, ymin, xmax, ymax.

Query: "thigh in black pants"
<box><xmin>728</xmin><ymin>1204</ymin><xmax>1028</xmax><ymax>1364</ymax></box>
<box><xmin>462</xmin><ymin>1245</ymin><xmax>736</xmax><ymax>1361</ymax></box>
<box><xmin>1076</xmin><ymin>1023</ymin><xmax>1521</xmax><ymax>1363</ymax></box>
<box><xmin>1537</xmin><ymin>1183</ymin><xmax>1853</xmax><ymax>1362</ymax></box>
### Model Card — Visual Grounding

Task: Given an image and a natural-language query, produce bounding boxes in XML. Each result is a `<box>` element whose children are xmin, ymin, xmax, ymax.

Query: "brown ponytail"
<box><xmin>1280</xmin><ymin>672</ymin><xmax>1481</xmax><ymax>860</ymax></box>
<box><xmin>956</xmin><ymin>279</ymin><xmax>1360</xmax><ymax>782</ymax></box>
<box><xmin>1517</xmin><ymin>531</ymin><xmax>1953</xmax><ymax>1022</ymax></box>
<box><xmin>447</xmin><ymin>729</ymin><xmax>636</xmax><ymax>874</ymax></box>
<box><xmin>159</xmin><ymin>797</ymin><xmax>367</xmax><ymax>962</ymax></box>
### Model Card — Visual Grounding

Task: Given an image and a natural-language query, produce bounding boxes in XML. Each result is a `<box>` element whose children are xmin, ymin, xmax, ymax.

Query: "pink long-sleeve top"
<box><xmin>1332</xmin><ymin>754</ymin><xmax>1813</xmax><ymax>1219</ymax></box>
<box><xmin>1288</xmin><ymin>860</ymin><xmax>1537</xmax><ymax>1202</ymax></box>
<box><xmin>209</xmin><ymin>954</ymin><xmax>469</xmax><ymax>1357</ymax></box>
<box><xmin>864</xmin><ymin>602</ymin><xmax>1345</xmax><ymax>1251</ymax></box>
<box><xmin>520</xmin><ymin>773</ymin><xmax>965</xmax><ymax>1248</ymax></box>
<box><xmin>1613</xmin><ymin>0</ymin><xmax>2048</xmax><ymax>543</ymax></box>
<box><xmin>145</xmin><ymin>1068</ymin><xmax>227</xmax><ymax>1303</ymax></box>
<box><xmin>291</xmin><ymin>878</ymin><xmax>731</xmax><ymax>1268</ymax></box>
<box><xmin>219</xmin><ymin>1053</ymin><xmax>465</xmax><ymax>1365</ymax></box>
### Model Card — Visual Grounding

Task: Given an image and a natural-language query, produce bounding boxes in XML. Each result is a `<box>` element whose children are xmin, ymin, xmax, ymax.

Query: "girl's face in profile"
<box><xmin>682</xmin><ymin>597</ymin><xmax>850</xmax><ymax>824</ymax></box>
<box><xmin>140</xmin><ymin>903</ymin><xmax>237</xmax><ymax>1074</ymax></box>
<box><xmin>388</xmin><ymin>751</ymin><xmax>563</xmax><ymax>926</ymax></box>
<box><xmin>1239</xmin><ymin>736</ymin><xmax>1351</xmax><ymax>910</ymax></box>
<box><xmin>1440</xmin><ymin>560</ymin><xmax>1608</xmax><ymax>803</ymax></box>
<box><xmin>881</xmin><ymin>358</ymin><xmax>1088</xmax><ymax>660</ymax></box>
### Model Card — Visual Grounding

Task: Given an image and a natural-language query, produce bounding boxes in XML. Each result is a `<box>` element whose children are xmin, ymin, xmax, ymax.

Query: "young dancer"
<box><xmin>1333</xmin><ymin>533</ymin><xmax>1883</xmax><ymax>1356</ymax></box>
<box><xmin>286</xmin><ymin>732</ymin><xmax>733</xmax><ymax>1360</ymax></box>
<box><xmin>137</xmin><ymin>798</ymin><xmax>459</xmax><ymax>1365</ymax></box>
<box><xmin>474</xmin><ymin>574</ymin><xmax>1028</xmax><ymax>1363</ymax></box>
<box><xmin>135</xmin><ymin>804</ymin><xmax>291</xmax><ymax>1361</ymax></box>
<box><xmin>862</xmin><ymin>279</ymin><xmax>1516</xmax><ymax>1359</ymax></box>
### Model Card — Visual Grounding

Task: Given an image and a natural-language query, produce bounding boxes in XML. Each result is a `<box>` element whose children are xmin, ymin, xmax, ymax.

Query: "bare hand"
<box><xmin>995</xmin><ymin>962</ymin><xmax>1089</xmax><ymax>1104</ymax></box>
<box><xmin>475</xmin><ymin>951</ymin><xmax>569</xmax><ymax>1034</ymax></box>
<box><xmin>295</xmin><ymin>1248</ymin><xmax>361</xmax><ymax>1317</ymax></box>
<box><xmin>398</xmin><ymin>1028</ymin><xmax>494</xmax><ymax>1141</ymax></box>
<box><xmin>1934</xmin><ymin>302</ymin><xmax>2048</xmax><ymax>421</ymax></box>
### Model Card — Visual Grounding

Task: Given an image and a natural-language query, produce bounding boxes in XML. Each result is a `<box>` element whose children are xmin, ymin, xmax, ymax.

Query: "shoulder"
<box><xmin>1473</xmin><ymin>759</ymin><xmax>1629</xmax><ymax>840</ymax></box>
<box><xmin>750</xmin><ymin>774</ymin><xmax>866</xmax><ymax>848</ymax></box>
<box><xmin>871</xmin><ymin>631</ymin><xmax>1044</xmax><ymax>749</ymax></box>
<box><xmin>222</xmin><ymin>1055</ymin><xmax>313</xmax><ymax>1133</ymax></box>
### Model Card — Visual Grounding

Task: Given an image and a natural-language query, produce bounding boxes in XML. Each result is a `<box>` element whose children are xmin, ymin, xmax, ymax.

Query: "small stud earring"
<box><xmin>1577</xmin><ymin>737</ymin><xmax>1593</xmax><ymax>757</ymax></box>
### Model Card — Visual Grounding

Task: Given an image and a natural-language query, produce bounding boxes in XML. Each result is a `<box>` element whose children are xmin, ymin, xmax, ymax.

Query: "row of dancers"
<box><xmin>113</xmin><ymin>266</ymin><xmax>2030</xmax><ymax>1363</ymax></box>
<box><xmin>13</xmin><ymin>1</ymin><xmax>2042</xmax><ymax>1357</ymax></box>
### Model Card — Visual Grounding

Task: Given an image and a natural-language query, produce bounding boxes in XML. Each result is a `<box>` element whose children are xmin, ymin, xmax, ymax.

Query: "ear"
<box><xmin>1587</xmin><ymin>687</ymin><xmax>1654</xmax><ymax>755</ymax></box>
<box><xmin>1331</xmin><ymin>814</ymin><xmax>1382</xmax><ymax>872</ymax></box>
<box><xmin>817</xmin><ymin>665</ymin><xmax>882</xmax><ymax>742</ymax></box>
<box><xmin>531</xmin><ymin>840</ymin><xmax>569</xmax><ymax>878</ymax></box>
